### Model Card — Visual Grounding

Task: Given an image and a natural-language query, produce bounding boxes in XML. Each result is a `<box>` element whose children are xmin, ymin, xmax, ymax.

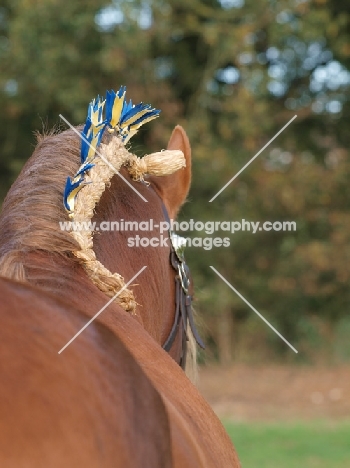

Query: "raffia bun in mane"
<box><xmin>127</xmin><ymin>150</ymin><xmax>185</xmax><ymax>181</ymax></box>
<box><xmin>63</xmin><ymin>87</ymin><xmax>185</xmax><ymax>313</ymax></box>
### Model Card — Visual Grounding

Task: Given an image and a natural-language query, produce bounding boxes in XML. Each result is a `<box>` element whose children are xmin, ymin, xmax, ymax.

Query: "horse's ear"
<box><xmin>150</xmin><ymin>125</ymin><xmax>191</xmax><ymax>219</ymax></box>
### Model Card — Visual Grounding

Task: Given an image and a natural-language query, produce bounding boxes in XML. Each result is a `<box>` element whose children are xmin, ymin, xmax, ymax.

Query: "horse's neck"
<box><xmin>20</xmin><ymin>169</ymin><xmax>177</xmax><ymax>347</ymax></box>
<box><xmin>24</xmin><ymin>251</ymin><xmax>144</xmax><ymax>331</ymax></box>
<box><xmin>92</xmin><ymin>176</ymin><xmax>176</xmax><ymax>345</ymax></box>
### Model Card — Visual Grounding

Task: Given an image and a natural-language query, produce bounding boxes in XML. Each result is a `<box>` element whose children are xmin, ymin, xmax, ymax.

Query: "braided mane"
<box><xmin>0</xmin><ymin>89</ymin><xmax>186</xmax><ymax>313</ymax></box>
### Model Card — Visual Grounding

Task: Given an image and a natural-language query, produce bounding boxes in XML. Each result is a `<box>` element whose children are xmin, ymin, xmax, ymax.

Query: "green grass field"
<box><xmin>224</xmin><ymin>420</ymin><xmax>350</xmax><ymax>468</ymax></box>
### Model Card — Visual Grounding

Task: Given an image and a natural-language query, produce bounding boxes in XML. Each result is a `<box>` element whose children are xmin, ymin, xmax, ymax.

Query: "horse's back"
<box><xmin>0</xmin><ymin>277</ymin><xmax>172</xmax><ymax>468</ymax></box>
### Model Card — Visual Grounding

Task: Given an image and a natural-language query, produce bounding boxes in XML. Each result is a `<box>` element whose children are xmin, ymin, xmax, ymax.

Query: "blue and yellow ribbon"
<box><xmin>63</xmin><ymin>87</ymin><xmax>160</xmax><ymax>217</ymax></box>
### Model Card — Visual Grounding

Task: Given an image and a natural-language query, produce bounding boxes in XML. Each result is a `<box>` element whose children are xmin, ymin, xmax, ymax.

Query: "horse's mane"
<box><xmin>0</xmin><ymin>124</ymin><xmax>198</xmax><ymax>380</ymax></box>
<box><xmin>0</xmin><ymin>91</ymin><xmax>185</xmax><ymax>308</ymax></box>
<box><xmin>0</xmin><ymin>129</ymin><xmax>82</xmax><ymax>281</ymax></box>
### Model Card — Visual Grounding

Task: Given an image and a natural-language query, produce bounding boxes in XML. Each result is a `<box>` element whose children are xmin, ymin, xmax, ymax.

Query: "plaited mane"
<box><xmin>0</xmin><ymin>88</ymin><xmax>186</xmax><ymax>314</ymax></box>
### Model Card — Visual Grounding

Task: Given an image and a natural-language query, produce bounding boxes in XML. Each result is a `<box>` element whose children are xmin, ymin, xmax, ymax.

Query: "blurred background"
<box><xmin>0</xmin><ymin>0</ymin><xmax>349</xmax><ymax>465</ymax></box>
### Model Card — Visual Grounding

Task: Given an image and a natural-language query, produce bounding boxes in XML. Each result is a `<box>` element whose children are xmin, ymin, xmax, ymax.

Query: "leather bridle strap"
<box><xmin>159</xmin><ymin>202</ymin><xmax>205</xmax><ymax>369</ymax></box>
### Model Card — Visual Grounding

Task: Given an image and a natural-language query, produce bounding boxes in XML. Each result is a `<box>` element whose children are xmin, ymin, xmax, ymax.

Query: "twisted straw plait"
<box><xmin>70</xmin><ymin>135</ymin><xmax>186</xmax><ymax>313</ymax></box>
<box><xmin>127</xmin><ymin>150</ymin><xmax>186</xmax><ymax>181</ymax></box>
<box><xmin>71</xmin><ymin>137</ymin><xmax>136</xmax><ymax>312</ymax></box>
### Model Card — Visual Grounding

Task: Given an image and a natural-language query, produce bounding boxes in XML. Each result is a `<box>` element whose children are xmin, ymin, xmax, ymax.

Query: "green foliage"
<box><xmin>0</xmin><ymin>0</ymin><xmax>349</xmax><ymax>362</ymax></box>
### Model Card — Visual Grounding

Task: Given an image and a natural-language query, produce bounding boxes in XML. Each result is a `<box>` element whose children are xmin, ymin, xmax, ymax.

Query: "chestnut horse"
<box><xmin>0</xmin><ymin>125</ymin><xmax>240</xmax><ymax>467</ymax></box>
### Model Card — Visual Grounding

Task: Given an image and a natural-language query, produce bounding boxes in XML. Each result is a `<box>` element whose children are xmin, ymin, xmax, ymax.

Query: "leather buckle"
<box><xmin>177</xmin><ymin>262</ymin><xmax>190</xmax><ymax>294</ymax></box>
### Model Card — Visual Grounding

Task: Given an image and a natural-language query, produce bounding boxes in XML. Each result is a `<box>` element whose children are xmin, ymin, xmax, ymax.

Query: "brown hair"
<box><xmin>0</xmin><ymin>127</ymin><xmax>185</xmax><ymax>312</ymax></box>
<box><xmin>0</xmin><ymin>129</ymin><xmax>81</xmax><ymax>282</ymax></box>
